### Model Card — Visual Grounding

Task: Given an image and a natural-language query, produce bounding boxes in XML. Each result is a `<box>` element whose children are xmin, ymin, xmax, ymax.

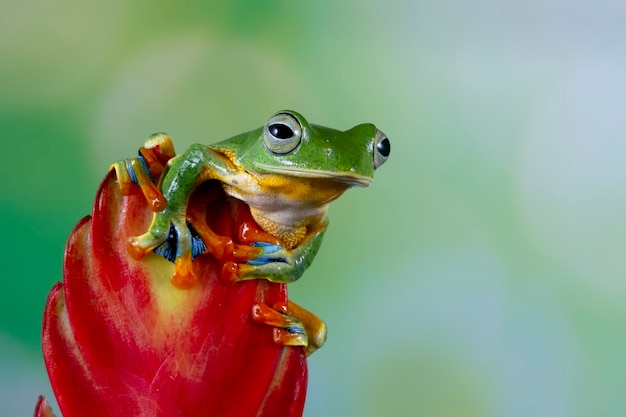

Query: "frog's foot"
<box><xmin>220</xmin><ymin>242</ymin><xmax>293</xmax><ymax>284</ymax></box>
<box><xmin>247</xmin><ymin>242</ymin><xmax>288</xmax><ymax>265</ymax></box>
<box><xmin>128</xmin><ymin>214</ymin><xmax>203</xmax><ymax>288</ymax></box>
<box><xmin>187</xmin><ymin>202</ymin><xmax>292</xmax><ymax>281</ymax></box>
<box><xmin>286</xmin><ymin>300</ymin><xmax>327</xmax><ymax>356</ymax></box>
<box><xmin>126</xmin><ymin>214</ymin><xmax>172</xmax><ymax>260</ymax></box>
<box><xmin>185</xmin><ymin>205</ymin><xmax>262</xmax><ymax>263</ymax></box>
<box><xmin>110</xmin><ymin>133</ymin><xmax>175</xmax><ymax>212</ymax></box>
<box><xmin>150</xmin><ymin>222</ymin><xmax>207</xmax><ymax>263</ymax></box>
<box><xmin>251</xmin><ymin>302</ymin><xmax>308</xmax><ymax>348</ymax></box>
<box><xmin>111</xmin><ymin>158</ymin><xmax>166</xmax><ymax>211</ymax></box>
<box><xmin>222</xmin><ymin>219</ymin><xmax>326</xmax><ymax>285</ymax></box>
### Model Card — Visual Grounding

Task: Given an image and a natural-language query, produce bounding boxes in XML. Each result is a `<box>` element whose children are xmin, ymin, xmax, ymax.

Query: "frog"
<box><xmin>111</xmin><ymin>110</ymin><xmax>390</xmax><ymax>355</ymax></box>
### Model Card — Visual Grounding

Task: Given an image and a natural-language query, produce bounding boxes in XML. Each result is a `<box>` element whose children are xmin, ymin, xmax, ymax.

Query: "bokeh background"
<box><xmin>1</xmin><ymin>1</ymin><xmax>624</xmax><ymax>416</ymax></box>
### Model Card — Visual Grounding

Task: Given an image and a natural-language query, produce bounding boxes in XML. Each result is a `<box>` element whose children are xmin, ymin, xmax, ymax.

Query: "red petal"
<box><xmin>43</xmin><ymin>172</ymin><xmax>307</xmax><ymax>417</ymax></box>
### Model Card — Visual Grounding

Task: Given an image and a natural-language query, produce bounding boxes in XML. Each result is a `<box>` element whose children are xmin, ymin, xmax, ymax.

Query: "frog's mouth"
<box><xmin>260</xmin><ymin>166</ymin><xmax>372</xmax><ymax>187</ymax></box>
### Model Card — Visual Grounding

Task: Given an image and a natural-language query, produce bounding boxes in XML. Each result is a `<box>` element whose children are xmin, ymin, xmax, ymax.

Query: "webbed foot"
<box><xmin>285</xmin><ymin>300</ymin><xmax>327</xmax><ymax>356</ymax></box>
<box><xmin>128</xmin><ymin>213</ymin><xmax>201</xmax><ymax>288</ymax></box>
<box><xmin>220</xmin><ymin>242</ymin><xmax>294</xmax><ymax>284</ymax></box>
<box><xmin>110</xmin><ymin>133</ymin><xmax>175</xmax><ymax>212</ymax></box>
<box><xmin>251</xmin><ymin>302</ymin><xmax>308</xmax><ymax>348</ymax></box>
<box><xmin>251</xmin><ymin>301</ymin><xmax>328</xmax><ymax>355</ymax></box>
<box><xmin>246</xmin><ymin>242</ymin><xmax>288</xmax><ymax>265</ymax></box>
<box><xmin>219</xmin><ymin>219</ymin><xmax>327</xmax><ymax>285</ymax></box>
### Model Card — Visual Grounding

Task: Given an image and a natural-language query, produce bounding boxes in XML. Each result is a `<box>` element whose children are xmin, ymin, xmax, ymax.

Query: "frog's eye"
<box><xmin>264</xmin><ymin>112</ymin><xmax>302</xmax><ymax>155</ymax></box>
<box><xmin>373</xmin><ymin>130</ymin><xmax>390</xmax><ymax>169</ymax></box>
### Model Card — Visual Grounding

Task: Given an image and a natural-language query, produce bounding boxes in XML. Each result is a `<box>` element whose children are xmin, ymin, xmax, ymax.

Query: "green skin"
<box><xmin>129</xmin><ymin>110</ymin><xmax>390</xmax><ymax>285</ymax></box>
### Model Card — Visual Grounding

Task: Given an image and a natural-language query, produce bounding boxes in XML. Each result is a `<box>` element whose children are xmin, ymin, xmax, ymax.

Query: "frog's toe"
<box><xmin>110</xmin><ymin>157</ymin><xmax>167</xmax><ymax>212</ymax></box>
<box><xmin>171</xmin><ymin>252</ymin><xmax>197</xmax><ymax>288</ymax></box>
<box><xmin>247</xmin><ymin>242</ymin><xmax>288</xmax><ymax>265</ymax></box>
<box><xmin>127</xmin><ymin>233</ymin><xmax>164</xmax><ymax>260</ymax></box>
<box><xmin>272</xmin><ymin>327</ymin><xmax>308</xmax><ymax>348</ymax></box>
<box><xmin>251</xmin><ymin>303</ymin><xmax>308</xmax><ymax>347</ymax></box>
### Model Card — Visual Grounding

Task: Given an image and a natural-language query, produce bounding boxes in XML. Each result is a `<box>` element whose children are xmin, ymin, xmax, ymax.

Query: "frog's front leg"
<box><xmin>126</xmin><ymin>144</ymin><xmax>234</xmax><ymax>288</ymax></box>
<box><xmin>252</xmin><ymin>300</ymin><xmax>327</xmax><ymax>356</ymax></box>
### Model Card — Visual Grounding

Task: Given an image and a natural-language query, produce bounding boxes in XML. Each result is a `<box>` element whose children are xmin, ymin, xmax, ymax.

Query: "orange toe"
<box><xmin>126</xmin><ymin>238</ymin><xmax>148</xmax><ymax>260</ymax></box>
<box><xmin>171</xmin><ymin>255</ymin><xmax>197</xmax><ymax>289</ymax></box>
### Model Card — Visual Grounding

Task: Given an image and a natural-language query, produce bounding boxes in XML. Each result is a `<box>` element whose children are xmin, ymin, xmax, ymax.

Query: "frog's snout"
<box><xmin>373</xmin><ymin>129</ymin><xmax>390</xmax><ymax>169</ymax></box>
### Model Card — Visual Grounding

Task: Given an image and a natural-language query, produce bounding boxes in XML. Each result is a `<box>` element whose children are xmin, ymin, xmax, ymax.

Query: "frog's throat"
<box><xmin>219</xmin><ymin>183</ymin><xmax>332</xmax><ymax>249</ymax></box>
<box><xmin>220</xmin><ymin>172</ymin><xmax>348</xmax><ymax>248</ymax></box>
<box><xmin>248</xmin><ymin>207</ymin><xmax>312</xmax><ymax>250</ymax></box>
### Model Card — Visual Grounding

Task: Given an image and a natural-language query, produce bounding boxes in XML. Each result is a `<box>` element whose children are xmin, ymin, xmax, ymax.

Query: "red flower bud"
<box><xmin>39</xmin><ymin>172</ymin><xmax>307</xmax><ymax>417</ymax></box>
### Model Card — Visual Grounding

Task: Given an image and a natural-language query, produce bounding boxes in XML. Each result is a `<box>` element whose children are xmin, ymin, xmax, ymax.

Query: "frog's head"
<box><xmin>220</xmin><ymin>110</ymin><xmax>390</xmax><ymax>187</ymax></box>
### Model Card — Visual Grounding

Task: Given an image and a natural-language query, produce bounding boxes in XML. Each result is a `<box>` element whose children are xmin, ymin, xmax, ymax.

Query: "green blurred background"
<box><xmin>1</xmin><ymin>1</ymin><xmax>624</xmax><ymax>416</ymax></box>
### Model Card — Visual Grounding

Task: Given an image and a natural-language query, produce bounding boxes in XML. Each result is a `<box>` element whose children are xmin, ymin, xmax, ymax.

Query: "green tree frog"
<box><xmin>111</xmin><ymin>110</ymin><xmax>389</xmax><ymax>354</ymax></box>
<box><xmin>113</xmin><ymin>110</ymin><xmax>390</xmax><ymax>288</ymax></box>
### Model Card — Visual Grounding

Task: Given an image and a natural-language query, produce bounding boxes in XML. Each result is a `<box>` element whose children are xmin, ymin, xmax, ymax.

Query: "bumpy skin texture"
<box><xmin>40</xmin><ymin>172</ymin><xmax>307</xmax><ymax>417</ymax></box>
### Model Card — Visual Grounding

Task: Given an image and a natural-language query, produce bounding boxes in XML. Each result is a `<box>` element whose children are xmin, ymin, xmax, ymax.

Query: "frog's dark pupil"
<box><xmin>377</xmin><ymin>138</ymin><xmax>391</xmax><ymax>157</ymax></box>
<box><xmin>269</xmin><ymin>123</ymin><xmax>294</xmax><ymax>139</ymax></box>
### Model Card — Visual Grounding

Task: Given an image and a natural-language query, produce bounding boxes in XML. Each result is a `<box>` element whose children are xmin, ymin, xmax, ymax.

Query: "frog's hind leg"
<box><xmin>185</xmin><ymin>189</ymin><xmax>266</xmax><ymax>264</ymax></box>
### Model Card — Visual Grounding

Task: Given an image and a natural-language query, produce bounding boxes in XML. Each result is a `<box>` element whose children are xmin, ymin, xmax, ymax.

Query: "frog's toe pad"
<box><xmin>247</xmin><ymin>242</ymin><xmax>287</xmax><ymax>265</ymax></box>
